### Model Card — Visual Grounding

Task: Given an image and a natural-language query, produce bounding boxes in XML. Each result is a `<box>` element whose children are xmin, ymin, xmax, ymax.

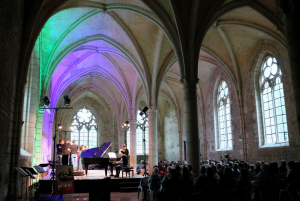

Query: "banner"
<box><xmin>56</xmin><ymin>165</ymin><xmax>74</xmax><ymax>194</ymax></box>
<box><xmin>184</xmin><ymin>141</ymin><xmax>186</xmax><ymax>161</ymax></box>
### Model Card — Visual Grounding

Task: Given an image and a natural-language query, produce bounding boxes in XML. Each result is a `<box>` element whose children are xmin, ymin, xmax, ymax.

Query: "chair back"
<box><xmin>141</xmin><ymin>177</ymin><xmax>149</xmax><ymax>186</ymax></box>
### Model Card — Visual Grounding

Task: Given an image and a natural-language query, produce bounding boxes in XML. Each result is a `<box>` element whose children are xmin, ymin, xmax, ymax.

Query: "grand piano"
<box><xmin>81</xmin><ymin>142</ymin><xmax>118</xmax><ymax>176</ymax></box>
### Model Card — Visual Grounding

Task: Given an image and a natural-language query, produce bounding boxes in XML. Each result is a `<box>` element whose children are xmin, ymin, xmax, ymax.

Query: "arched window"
<box><xmin>136</xmin><ymin>110</ymin><xmax>149</xmax><ymax>154</ymax></box>
<box><xmin>71</xmin><ymin>107</ymin><xmax>98</xmax><ymax>148</ymax></box>
<box><xmin>260</xmin><ymin>57</ymin><xmax>288</xmax><ymax>144</ymax></box>
<box><xmin>216</xmin><ymin>81</ymin><xmax>232</xmax><ymax>149</ymax></box>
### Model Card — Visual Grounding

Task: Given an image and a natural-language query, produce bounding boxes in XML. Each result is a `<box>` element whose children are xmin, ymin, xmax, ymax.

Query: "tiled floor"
<box><xmin>64</xmin><ymin>192</ymin><xmax>140</xmax><ymax>201</ymax></box>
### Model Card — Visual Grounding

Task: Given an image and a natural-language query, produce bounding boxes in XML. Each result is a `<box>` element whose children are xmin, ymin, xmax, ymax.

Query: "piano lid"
<box><xmin>81</xmin><ymin>142</ymin><xmax>112</xmax><ymax>158</ymax></box>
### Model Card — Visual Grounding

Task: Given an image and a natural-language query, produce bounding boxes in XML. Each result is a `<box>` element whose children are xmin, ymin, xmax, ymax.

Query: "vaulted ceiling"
<box><xmin>34</xmin><ymin>0</ymin><xmax>284</xmax><ymax>123</ymax></box>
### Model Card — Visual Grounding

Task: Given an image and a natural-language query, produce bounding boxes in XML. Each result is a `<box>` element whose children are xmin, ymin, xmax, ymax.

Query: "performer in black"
<box><xmin>122</xmin><ymin>144</ymin><xmax>129</xmax><ymax>156</ymax></box>
<box><xmin>62</xmin><ymin>139</ymin><xmax>71</xmax><ymax>165</ymax></box>
<box><xmin>56</xmin><ymin>139</ymin><xmax>64</xmax><ymax>165</ymax></box>
<box><xmin>113</xmin><ymin>150</ymin><xmax>128</xmax><ymax>177</ymax></box>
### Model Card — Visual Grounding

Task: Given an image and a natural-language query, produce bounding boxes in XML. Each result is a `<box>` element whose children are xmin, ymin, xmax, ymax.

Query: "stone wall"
<box><xmin>200</xmin><ymin>41</ymin><xmax>300</xmax><ymax>164</ymax></box>
<box><xmin>164</xmin><ymin>103</ymin><xmax>180</xmax><ymax>161</ymax></box>
<box><xmin>157</xmin><ymin>99</ymin><xmax>180</xmax><ymax>161</ymax></box>
<box><xmin>0</xmin><ymin>1</ymin><xmax>23</xmax><ymax>200</ymax></box>
<box><xmin>203</xmin><ymin>69</ymin><xmax>243</xmax><ymax>161</ymax></box>
<box><xmin>242</xmin><ymin>42</ymin><xmax>300</xmax><ymax>163</ymax></box>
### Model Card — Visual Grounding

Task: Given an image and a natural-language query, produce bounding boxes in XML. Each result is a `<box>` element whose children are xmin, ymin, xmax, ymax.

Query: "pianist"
<box><xmin>114</xmin><ymin>150</ymin><xmax>128</xmax><ymax>177</ymax></box>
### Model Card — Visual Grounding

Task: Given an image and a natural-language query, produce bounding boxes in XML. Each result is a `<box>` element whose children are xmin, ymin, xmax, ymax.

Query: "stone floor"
<box><xmin>64</xmin><ymin>192</ymin><xmax>140</xmax><ymax>201</ymax></box>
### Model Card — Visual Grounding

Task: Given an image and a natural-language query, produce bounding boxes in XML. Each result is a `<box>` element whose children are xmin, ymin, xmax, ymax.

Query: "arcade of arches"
<box><xmin>1</xmin><ymin>0</ymin><xmax>300</xmax><ymax>200</ymax></box>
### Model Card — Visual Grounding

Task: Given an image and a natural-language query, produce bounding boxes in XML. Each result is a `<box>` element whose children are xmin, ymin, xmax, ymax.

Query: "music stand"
<box><xmin>21</xmin><ymin>167</ymin><xmax>38</xmax><ymax>175</ymax></box>
<box><xmin>25</xmin><ymin>169</ymin><xmax>36</xmax><ymax>200</ymax></box>
<box><xmin>15</xmin><ymin>167</ymin><xmax>29</xmax><ymax>200</ymax></box>
<box><xmin>38</xmin><ymin>163</ymin><xmax>50</xmax><ymax>167</ymax></box>
<box><xmin>33</xmin><ymin>165</ymin><xmax>46</xmax><ymax>180</ymax></box>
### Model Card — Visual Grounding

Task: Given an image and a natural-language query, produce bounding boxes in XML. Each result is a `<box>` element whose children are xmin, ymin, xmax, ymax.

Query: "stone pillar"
<box><xmin>148</xmin><ymin>106</ymin><xmax>158</xmax><ymax>174</ymax></box>
<box><xmin>181</xmin><ymin>78</ymin><xmax>200</xmax><ymax>177</ymax></box>
<box><xmin>118</xmin><ymin>126</ymin><xmax>124</xmax><ymax>151</ymax></box>
<box><xmin>129</xmin><ymin>120</ymin><xmax>137</xmax><ymax>171</ymax></box>
<box><xmin>33</xmin><ymin>111</ymin><xmax>43</xmax><ymax>167</ymax></box>
<box><xmin>280</xmin><ymin>1</ymin><xmax>300</xmax><ymax>136</ymax></box>
<box><xmin>178</xmin><ymin>130</ymin><xmax>183</xmax><ymax>161</ymax></box>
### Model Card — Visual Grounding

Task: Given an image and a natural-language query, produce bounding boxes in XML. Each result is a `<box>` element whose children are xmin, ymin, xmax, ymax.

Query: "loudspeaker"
<box><xmin>62</xmin><ymin>155</ymin><xmax>69</xmax><ymax>165</ymax></box>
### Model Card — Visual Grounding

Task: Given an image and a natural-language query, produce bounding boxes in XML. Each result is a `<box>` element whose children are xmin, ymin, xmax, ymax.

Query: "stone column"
<box><xmin>178</xmin><ymin>130</ymin><xmax>183</xmax><ymax>161</ymax></box>
<box><xmin>181</xmin><ymin>78</ymin><xmax>200</xmax><ymax>177</ymax></box>
<box><xmin>148</xmin><ymin>106</ymin><xmax>158</xmax><ymax>174</ymax></box>
<box><xmin>280</xmin><ymin>1</ymin><xmax>300</xmax><ymax>136</ymax></box>
<box><xmin>129</xmin><ymin>120</ymin><xmax>137</xmax><ymax>171</ymax></box>
<box><xmin>118</xmin><ymin>126</ymin><xmax>124</xmax><ymax>150</ymax></box>
<box><xmin>33</xmin><ymin>111</ymin><xmax>43</xmax><ymax>167</ymax></box>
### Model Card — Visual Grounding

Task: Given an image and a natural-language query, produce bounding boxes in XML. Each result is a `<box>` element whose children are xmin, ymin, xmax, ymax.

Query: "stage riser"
<box><xmin>39</xmin><ymin>178</ymin><xmax>140</xmax><ymax>194</ymax></box>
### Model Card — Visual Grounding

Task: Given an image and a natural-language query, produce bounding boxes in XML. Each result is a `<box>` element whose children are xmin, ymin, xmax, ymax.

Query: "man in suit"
<box><xmin>62</xmin><ymin>139</ymin><xmax>71</xmax><ymax>165</ymax></box>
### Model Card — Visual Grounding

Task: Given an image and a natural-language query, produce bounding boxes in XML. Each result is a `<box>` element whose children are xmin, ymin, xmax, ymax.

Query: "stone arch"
<box><xmin>204</xmin><ymin>67</ymin><xmax>242</xmax><ymax>160</ymax></box>
<box><xmin>247</xmin><ymin>41</ymin><xmax>292</xmax><ymax>147</ymax></box>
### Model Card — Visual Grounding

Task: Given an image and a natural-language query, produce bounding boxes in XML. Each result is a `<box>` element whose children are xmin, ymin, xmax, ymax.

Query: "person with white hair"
<box><xmin>148</xmin><ymin>167</ymin><xmax>161</xmax><ymax>200</ymax></box>
<box><xmin>136</xmin><ymin>160</ymin><xmax>145</xmax><ymax>175</ymax></box>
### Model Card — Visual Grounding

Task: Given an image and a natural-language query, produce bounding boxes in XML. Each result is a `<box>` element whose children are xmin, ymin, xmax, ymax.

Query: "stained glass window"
<box><xmin>217</xmin><ymin>81</ymin><xmax>232</xmax><ymax>149</ymax></box>
<box><xmin>260</xmin><ymin>57</ymin><xmax>288</xmax><ymax>144</ymax></box>
<box><xmin>71</xmin><ymin>107</ymin><xmax>98</xmax><ymax>148</ymax></box>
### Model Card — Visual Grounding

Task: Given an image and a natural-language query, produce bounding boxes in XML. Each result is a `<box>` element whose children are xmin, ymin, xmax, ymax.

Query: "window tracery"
<box><xmin>260</xmin><ymin>57</ymin><xmax>288</xmax><ymax>144</ymax></box>
<box><xmin>71</xmin><ymin>107</ymin><xmax>98</xmax><ymax>148</ymax></box>
<box><xmin>217</xmin><ymin>81</ymin><xmax>232</xmax><ymax>149</ymax></box>
<box><xmin>136</xmin><ymin>110</ymin><xmax>149</xmax><ymax>154</ymax></box>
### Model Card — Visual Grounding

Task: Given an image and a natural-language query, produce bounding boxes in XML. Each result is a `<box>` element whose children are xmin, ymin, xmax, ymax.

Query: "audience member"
<box><xmin>136</xmin><ymin>157</ymin><xmax>299</xmax><ymax>201</ymax></box>
<box><xmin>162</xmin><ymin>169</ymin><xmax>182</xmax><ymax>201</ymax></box>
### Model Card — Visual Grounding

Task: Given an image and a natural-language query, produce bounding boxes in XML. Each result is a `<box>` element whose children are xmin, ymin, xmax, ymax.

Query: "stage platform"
<box><xmin>39</xmin><ymin>170</ymin><xmax>143</xmax><ymax>194</ymax></box>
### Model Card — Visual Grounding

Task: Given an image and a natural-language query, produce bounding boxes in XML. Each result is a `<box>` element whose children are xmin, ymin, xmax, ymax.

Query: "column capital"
<box><xmin>181</xmin><ymin>78</ymin><xmax>199</xmax><ymax>89</ymax></box>
<box><xmin>180</xmin><ymin>78</ymin><xmax>199</xmax><ymax>85</ymax></box>
<box><xmin>148</xmin><ymin>106</ymin><xmax>158</xmax><ymax>111</ymax></box>
<box><xmin>128</xmin><ymin>119</ymin><xmax>137</xmax><ymax>125</ymax></box>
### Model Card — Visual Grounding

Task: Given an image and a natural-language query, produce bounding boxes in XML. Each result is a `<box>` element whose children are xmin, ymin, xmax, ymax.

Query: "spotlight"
<box><xmin>122</xmin><ymin>121</ymin><xmax>129</xmax><ymax>128</ymax></box>
<box><xmin>123</xmin><ymin>121</ymin><xmax>129</xmax><ymax>127</ymax></box>
<box><xmin>42</xmin><ymin>96</ymin><xmax>50</xmax><ymax>106</ymax></box>
<box><xmin>139</xmin><ymin>106</ymin><xmax>148</xmax><ymax>116</ymax></box>
<box><xmin>64</xmin><ymin>95</ymin><xmax>71</xmax><ymax>106</ymax></box>
<box><xmin>58</xmin><ymin>124</ymin><xmax>62</xmax><ymax>130</ymax></box>
<box><xmin>70</xmin><ymin>125</ymin><xmax>74</xmax><ymax>131</ymax></box>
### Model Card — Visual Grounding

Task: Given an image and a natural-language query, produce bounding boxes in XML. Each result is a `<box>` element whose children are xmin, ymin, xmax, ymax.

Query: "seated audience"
<box><xmin>181</xmin><ymin>167</ymin><xmax>193</xmax><ymax>201</ymax></box>
<box><xmin>148</xmin><ymin>167</ymin><xmax>161</xmax><ymax>200</ymax></box>
<box><xmin>143</xmin><ymin>157</ymin><xmax>299</xmax><ymax>201</ymax></box>
<box><xmin>162</xmin><ymin>169</ymin><xmax>182</xmax><ymax>201</ymax></box>
<box><xmin>236</xmin><ymin>168</ymin><xmax>252</xmax><ymax>201</ymax></box>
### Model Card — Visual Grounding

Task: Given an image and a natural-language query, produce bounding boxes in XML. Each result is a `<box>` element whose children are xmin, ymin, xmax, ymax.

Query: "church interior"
<box><xmin>1</xmin><ymin>0</ymin><xmax>300</xmax><ymax>200</ymax></box>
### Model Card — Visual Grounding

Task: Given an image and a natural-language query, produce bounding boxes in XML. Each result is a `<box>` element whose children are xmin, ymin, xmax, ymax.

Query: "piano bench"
<box><xmin>121</xmin><ymin>167</ymin><xmax>134</xmax><ymax>178</ymax></box>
